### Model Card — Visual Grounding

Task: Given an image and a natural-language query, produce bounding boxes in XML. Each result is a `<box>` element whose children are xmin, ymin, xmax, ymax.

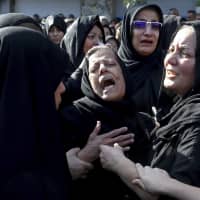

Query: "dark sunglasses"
<box><xmin>133</xmin><ymin>20</ymin><xmax>162</xmax><ymax>30</ymax></box>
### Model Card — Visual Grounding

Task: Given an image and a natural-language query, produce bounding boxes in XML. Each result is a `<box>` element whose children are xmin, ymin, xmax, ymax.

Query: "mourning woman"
<box><xmin>60</xmin><ymin>45</ymin><xmax>152</xmax><ymax>200</ymax></box>
<box><xmin>100</xmin><ymin>21</ymin><xmax>200</xmax><ymax>200</ymax></box>
<box><xmin>0</xmin><ymin>26</ymin><xmax>71</xmax><ymax>200</ymax></box>
<box><xmin>60</xmin><ymin>15</ymin><xmax>105</xmax><ymax>103</ymax></box>
<box><xmin>44</xmin><ymin>14</ymin><xmax>67</xmax><ymax>45</ymax></box>
<box><xmin>118</xmin><ymin>4</ymin><xmax>164</xmax><ymax>114</ymax></box>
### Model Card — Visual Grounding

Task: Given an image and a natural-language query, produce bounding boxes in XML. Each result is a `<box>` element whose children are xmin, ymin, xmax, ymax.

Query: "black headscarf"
<box><xmin>118</xmin><ymin>4</ymin><xmax>164</xmax><ymax>114</ymax></box>
<box><xmin>0</xmin><ymin>13</ymin><xmax>43</xmax><ymax>32</ymax></box>
<box><xmin>81</xmin><ymin>45</ymin><xmax>130</xmax><ymax>104</ymax></box>
<box><xmin>160</xmin><ymin>14</ymin><xmax>183</xmax><ymax>54</ymax></box>
<box><xmin>0</xmin><ymin>27</ymin><xmax>71</xmax><ymax>199</ymax></box>
<box><xmin>45</xmin><ymin>14</ymin><xmax>67</xmax><ymax>35</ymax></box>
<box><xmin>75</xmin><ymin>45</ymin><xmax>152</xmax><ymax>157</ymax></box>
<box><xmin>60</xmin><ymin>15</ymin><xmax>105</xmax><ymax>74</ymax></box>
<box><xmin>150</xmin><ymin>21</ymin><xmax>200</xmax><ymax>187</ymax></box>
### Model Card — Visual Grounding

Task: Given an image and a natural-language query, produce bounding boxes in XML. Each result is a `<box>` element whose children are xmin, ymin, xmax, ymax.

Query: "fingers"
<box><xmin>132</xmin><ymin>178</ymin><xmax>145</xmax><ymax>189</ymax></box>
<box><xmin>79</xmin><ymin>159</ymin><xmax>94</xmax><ymax>171</ymax></box>
<box><xmin>89</xmin><ymin>121</ymin><xmax>101</xmax><ymax>139</ymax></box>
<box><xmin>114</xmin><ymin>142</ymin><xmax>130</xmax><ymax>152</ymax></box>
<box><xmin>113</xmin><ymin>142</ymin><xmax>121</xmax><ymax>148</ymax></box>
<box><xmin>153</xmin><ymin>167</ymin><xmax>169</xmax><ymax>176</ymax></box>
<box><xmin>135</xmin><ymin>163</ymin><xmax>145</xmax><ymax>178</ymax></box>
<box><xmin>104</xmin><ymin>127</ymin><xmax>128</xmax><ymax>138</ymax></box>
<box><xmin>116</xmin><ymin>134</ymin><xmax>134</xmax><ymax>147</ymax></box>
<box><xmin>104</xmin><ymin>133</ymin><xmax>134</xmax><ymax>146</ymax></box>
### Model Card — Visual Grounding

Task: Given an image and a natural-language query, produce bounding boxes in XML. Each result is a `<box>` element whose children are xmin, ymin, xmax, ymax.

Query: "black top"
<box><xmin>0</xmin><ymin>27</ymin><xmax>71</xmax><ymax>200</ymax></box>
<box><xmin>118</xmin><ymin>4</ymin><xmax>164</xmax><ymax>114</ymax></box>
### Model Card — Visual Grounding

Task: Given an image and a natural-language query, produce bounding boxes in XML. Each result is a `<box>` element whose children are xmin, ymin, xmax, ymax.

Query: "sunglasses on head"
<box><xmin>133</xmin><ymin>20</ymin><xmax>162</xmax><ymax>31</ymax></box>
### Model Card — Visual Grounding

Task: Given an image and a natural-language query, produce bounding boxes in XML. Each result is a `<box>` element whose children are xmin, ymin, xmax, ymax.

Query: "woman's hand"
<box><xmin>66</xmin><ymin>147</ymin><xmax>94</xmax><ymax>180</ymax></box>
<box><xmin>78</xmin><ymin>121</ymin><xmax>134</xmax><ymax>162</ymax></box>
<box><xmin>132</xmin><ymin>163</ymin><xmax>170</xmax><ymax>194</ymax></box>
<box><xmin>99</xmin><ymin>144</ymin><xmax>126</xmax><ymax>173</ymax></box>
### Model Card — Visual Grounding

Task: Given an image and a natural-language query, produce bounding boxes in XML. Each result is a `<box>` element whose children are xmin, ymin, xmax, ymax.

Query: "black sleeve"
<box><xmin>62</xmin><ymin>67</ymin><xmax>84</xmax><ymax>105</ymax></box>
<box><xmin>169</xmin><ymin>126</ymin><xmax>200</xmax><ymax>186</ymax></box>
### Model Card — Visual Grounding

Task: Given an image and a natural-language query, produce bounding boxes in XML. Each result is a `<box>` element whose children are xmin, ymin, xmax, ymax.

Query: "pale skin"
<box><xmin>48</xmin><ymin>26</ymin><xmax>65</xmax><ymax>45</ymax></box>
<box><xmin>83</xmin><ymin>25</ymin><xmax>104</xmax><ymax>54</ymax></box>
<box><xmin>132</xmin><ymin>8</ymin><xmax>160</xmax><ymax>56</ymax></box>
<box><xmin>100</xmin><ymin>144</ymin><xmax>158</xmax><ymax>200</ymax></box>
<box><xmin>88</xmin><ymin>46</ymin><xmax>126</xmax><ymax>102</ymax></box>
<box><xmin>164</xmin><ymin>25</ymin><xmax>196</xmax><ymax>96</ymax></box>
<box><xmin>133</xmin><ymin>163</ymin><xmax>200</xmax><ymax>200</ymax></box>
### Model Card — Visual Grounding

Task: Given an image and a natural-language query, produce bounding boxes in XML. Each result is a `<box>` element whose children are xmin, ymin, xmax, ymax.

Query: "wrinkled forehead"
<box><xmin>88</xmin><ymin>47</ymin><xmax>118</xmax><ymax>66</ymax></box>
<box><xmin>134</xmin><ymin>8</ymin><xmax>160</xmax><ymax>21</ymax></box>
<box><xmin>172</xmin><ymin>25</ymin><xmax>196</xmax><ymax>49</ymax></box>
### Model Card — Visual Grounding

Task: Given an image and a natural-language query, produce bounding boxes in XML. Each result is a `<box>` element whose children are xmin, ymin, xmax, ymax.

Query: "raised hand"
<box><xmin>78</xmin><ymin>121</ymin><xmax>134</xmax><ymax>162</ymax></box>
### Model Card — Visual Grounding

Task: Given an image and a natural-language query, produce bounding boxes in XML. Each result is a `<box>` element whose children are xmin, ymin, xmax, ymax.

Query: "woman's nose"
<box><xmin>99</xmin><ymin>63</ymin><xmax>107</xmax><ymax>74</ymax></box>
<box><xmin>144</xmin><ymin>25</ymin><xmax>154</xmax><ymax>35</ymax></box>
<box><xmin>166</xmin><ymin>52</ymin><xmax>178</xmax><ymax>65</ymax></box>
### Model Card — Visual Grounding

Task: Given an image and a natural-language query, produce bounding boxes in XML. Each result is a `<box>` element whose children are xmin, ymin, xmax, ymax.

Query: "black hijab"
<box><xmin>60</xmin><ymin>15</ymin><xmax>105</xmax><ymax>74</ymax></box>
<box><xmin>0</xmin><ymin>27</ymin><xmax>71</xmax><ymax>199</ymax></box>
<box><xmin>79</xmin><ymin>45</ymin><xmax>132</xmax><ymax>115</ymax></box>
<box><xmin>0</xmin><ymin>13</ymin><xmax>43</xmax><ymax>32</ymax></box>
<box><xmin>160</xmin><ymin>14</ymin><xmax>184</xmax><ymax>54</ymax></box>
<box><xmin>118</xmin><ymin>4</ymin><xmax>164</xmax><ymax>114</ymax></box>
<box><xmin>45</xmin><ymin>14</ymin><xmax>67</xmax><ymax>35</ymax></box>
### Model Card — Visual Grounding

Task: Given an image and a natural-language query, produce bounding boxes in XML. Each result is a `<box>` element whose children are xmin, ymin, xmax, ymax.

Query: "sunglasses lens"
<box><xmin>133</xmin><ymin>21</ymin><xmax>162</xmax><ymax>30</ymax></box>
<box><xmin>151</xmin><ymin>22</ymin><xmax>162</xmax><ymax>30</ymax></box>
<box><xmin>133</xmin><ymin>21</ymin><xmax>146</xmax><ymax>29</ymax></box>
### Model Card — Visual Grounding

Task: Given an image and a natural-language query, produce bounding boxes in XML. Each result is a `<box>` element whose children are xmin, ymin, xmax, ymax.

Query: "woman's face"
<box><xmin>48</xmin><ymin>26</ymin><xmax>65</xmax><ymax>45</ymax></box>
<box><xmin>54</xmin><ymin>82</ymin><xmax>66</xmax><ymax>110</ymax></box>
<box><xmin>164</xmin><ymin>26</ymin><xmax>196</xmax><ymax>96</ymax></box>
<box><xmin>83</xmin><ymin>25</ymin><xmax>104</xmax><ymax>54</ymax></box>
<box><xmin>88</xmin><ymin>47</ymin><xmax>126</xmax><ymax>101</ymax></box>
<box><xmin>132</xmin><ymin>8</ymin><xmax>161</xmax><ymax>56</ymax></box>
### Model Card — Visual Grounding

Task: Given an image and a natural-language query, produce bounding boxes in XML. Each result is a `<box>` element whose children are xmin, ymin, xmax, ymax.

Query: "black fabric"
<box><xmin>45</xmin><ymin>14</ymin><xmax>67</xmax><ymax>35</ymax></box>
<box><xmin>60</xmin><ymin>47</ymin><xmax>153</xmax><ymax>200</ymax></box>
<box><xmin>118</xmin><ymin>4</ymin><xmax>164</xmax><ymax>114</ymax></box>
<box><xmin>157</xmin><ymin>15</ymin><xmax>184</xmax><ymax>119</ymax></box>
<box><xmin>0</xmin><ymin>12</ymin><xmax>43</xmax><ymax>32</ymax></box>
<box><xmin>0</xmin><ymin>27</ymin><xmax>72</xmax><ymax>199</ymax></box>
<box><xmin>61</xmin><ymin>15</ymin><xmax>105</xmax><ymax>74</ymax></box>
<box><xmin>61</xmin><ymin>15</ymin><xmax>105</xmax><ymax>104</ymax></box>
<box><xmin>160</xmin><ymin>14</ymin><xmax>183</xmax><ymax>54</ymax></box>
<box><xmin>149</xmin><ymin>21</ymin><xmax>200</xmax><ymax>199</ymax></box>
